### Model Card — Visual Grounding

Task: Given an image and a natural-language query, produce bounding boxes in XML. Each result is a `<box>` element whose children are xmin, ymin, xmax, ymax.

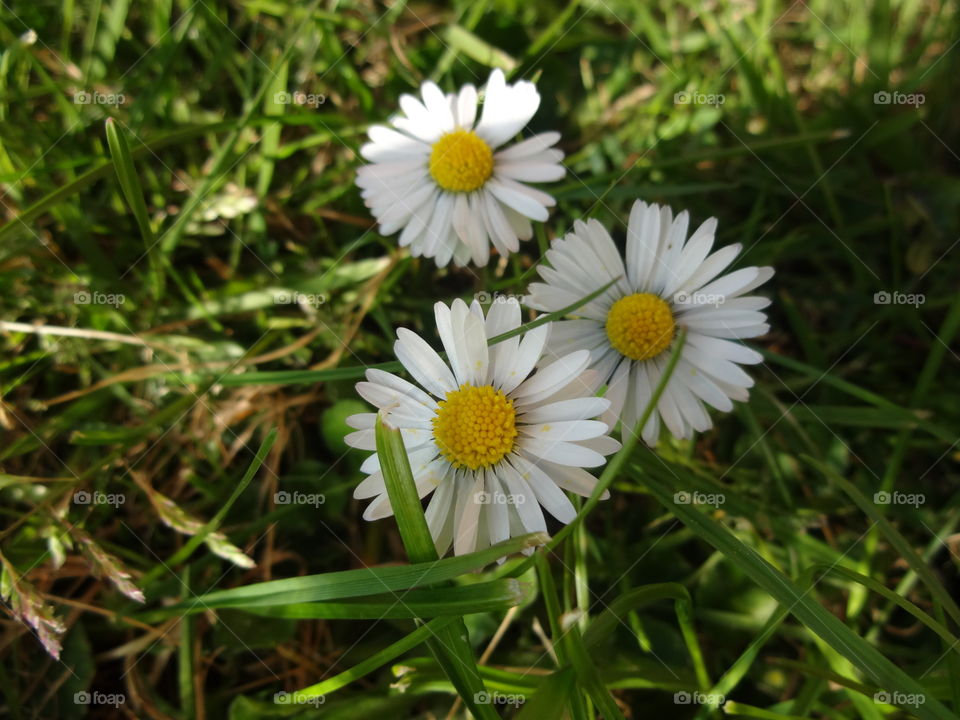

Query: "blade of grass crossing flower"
<box><xmin>213</xmin><ymin>278</ymin><xmax>623</xmax><ymax>387</ymax></box>
<box><xmin>641</xmin><ymin>471</ymin><xmax>959</xmax><ymax>720</ymax></box>
<box><xmin>503</xmin><ymin>329</ymin><xmax>689</xmax><ymax>580</ymax></box>
<box><xmin>487</xmin><ymin>277</ymin><xmax>621</xmax><ymax>346</ymax></box>
<box><xmin>375</xmin><ymin>415</ymin><xmax>499</xmax><ymax>720</ymax></box>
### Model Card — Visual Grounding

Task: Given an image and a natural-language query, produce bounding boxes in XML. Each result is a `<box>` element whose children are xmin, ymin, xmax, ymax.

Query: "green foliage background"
<box><xmin>0</xmin><ymin>0</ymin><xmax>958</xmax><ymax>718</ymax></box>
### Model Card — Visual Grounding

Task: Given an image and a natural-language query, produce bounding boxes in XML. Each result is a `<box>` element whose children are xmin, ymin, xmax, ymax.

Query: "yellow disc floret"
<box><xmin>432</xmin><ymin>384</ymin><xmax>517</xmax><ymax>469</ymax></box>
<box><xmin>605</xmin><ymin>293</ymin><xmax>676</xmax><ymax>361</ymax></box>
<box><xmin>429</xmin><ymin>130</ymin><xmax>494</xmax><ymax>192</ymax></box>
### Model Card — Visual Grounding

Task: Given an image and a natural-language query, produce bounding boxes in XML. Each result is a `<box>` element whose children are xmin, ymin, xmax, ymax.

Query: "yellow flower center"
<box><xmin>605</xmin><ymin>293</ymin><xmax>676</xmax><ymax>361</ymax></box>
<box><xmin>432</xmin><ymin>384</ymin><xmax>517</xmax><ymax>470</ymax></box>
<box><xmin>429</xmin><ymin>130</ymin><xmax>494</xmax><ymax>192</ymax></box>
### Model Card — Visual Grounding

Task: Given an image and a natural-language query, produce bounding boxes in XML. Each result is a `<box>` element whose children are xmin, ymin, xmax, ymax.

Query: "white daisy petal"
<box><xmin>501</xmin><ymin>322</ymin><xmax>549</xmax><ymax>394</ymax></box>
<box><xmin>454</xmin><ymin>474</ymin><xmax>485</xmax><ymax>556</ymax></box>
<box><xmin>495</xmin><ymin>132</ymin><xmax>561</xmax><ymax>160</ymax></box>
<box><xmin>486</xmin><ymin>179</ymin><xmax>549</xmax><ymax>221</ymax></box>
<box><xmin>475</xmin><ymin>70</ymin><xmax>541</xmax><ymax>148</ymax></box>
<box><xmin>456</xmin><ymin>84</ymin><xmax>478</xmax><ymax>129</ymax></box>
<box><xmin>512</xmin><ymin>349</ymin><xmax>591</xmax><ymax>404</ymax></box>
<box><xmin>520</xmin><ymin>396</ymin><xmax>611</xmax><ymax>424</ymax></box>
<box><xmin>500</xmin><ymin>464</ymin><xmax>547</xmax><ymax>533</ymax></box>
<box><xmin>534</xmin><ymin>460</ymin><xmax>610</xmax><ymax>500</ymax></box>
<box><xmin>395</xmin><ymin>328</ymin><xmax>457</xmax><ymax>398</ymax></box>
<box><xmin>509</xmin><ymin>456</ymin><xmax>576</xmax><ymax>524</ymax></box>
<box><xmin>520</xmin><ymin>420</ymin><xmax>609</xmax><ymax>442</ymax></box>
<box><xmin>518</xmin><ymin>437</ymin><xmax>606</xmax><ymax>467</ymax></box>
<box><xmin>485</xmin><ymin>470</ymin><xmax>510</xmax><ymax>546</ymax></box>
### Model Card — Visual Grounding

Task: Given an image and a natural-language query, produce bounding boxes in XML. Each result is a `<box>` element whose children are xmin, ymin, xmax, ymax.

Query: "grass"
<box><xmin>0</xmin><ymin>0</ymin><xmax>959</xmax><ymax>718</ymax></box>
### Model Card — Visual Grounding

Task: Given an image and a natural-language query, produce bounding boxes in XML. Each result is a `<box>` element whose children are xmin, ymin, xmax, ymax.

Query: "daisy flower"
<box><xmin>356</xmin><ymin>69</ymin><xmax>565</xmax><ymax>268</ymax></box>
<box><xmin>344</xmin><ymin>299</ymin><xmax>619</xmax><ymax>556</ymax></box>
<box><xmin>525</xmin><ymin>200</ymin><xmax>774</xmax><ymax>446</ymax></box>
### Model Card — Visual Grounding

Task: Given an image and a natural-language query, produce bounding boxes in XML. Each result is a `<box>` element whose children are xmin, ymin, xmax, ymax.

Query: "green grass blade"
<box><xmin>641</xmin><ymin>470</ymin><xmax>958</xmax><ymax>720</ymax></box>
<box><xmin>139</xmin><ymin>532</ymin><xmax>546</xmax><ymax>620</ymax></box>
<box><xmin>245</xmin><ymin>579</ymin><xmax>531</xmax><ymax>619</ymax></box>
<box><xmin>292</xmin><ymin>617</ymin><xmax>458</xmax><ymax>700</ymax></box>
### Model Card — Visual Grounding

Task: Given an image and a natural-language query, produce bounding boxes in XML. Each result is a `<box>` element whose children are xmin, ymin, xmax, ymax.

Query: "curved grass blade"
<box><xmin>806</xmin><ymin>456</ymin><xmax>960</xmax><ymax>628</ymax></box>
<box><xmin>641</xmin><ymin>470</ymin><xmax>959</xmax><ymax>720</ymax></box>
<box><xmin>139</xmin><ymin>532</ymin><xmax>546</xmax><ymax>621</ymax></box>
<box><xmin>290</xmin><ymin>617</ymin><xmax>457</xmax><ymax>701</ymax></box>
<box><xmin>246</xmin><ymin>579</ymin><xmax>530</xmax><ymax>619</ymax></box>
<box><xmin>104</xmin><ymin>117</ymin><xmax>161</xmax><ymax>299</ymax></box>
